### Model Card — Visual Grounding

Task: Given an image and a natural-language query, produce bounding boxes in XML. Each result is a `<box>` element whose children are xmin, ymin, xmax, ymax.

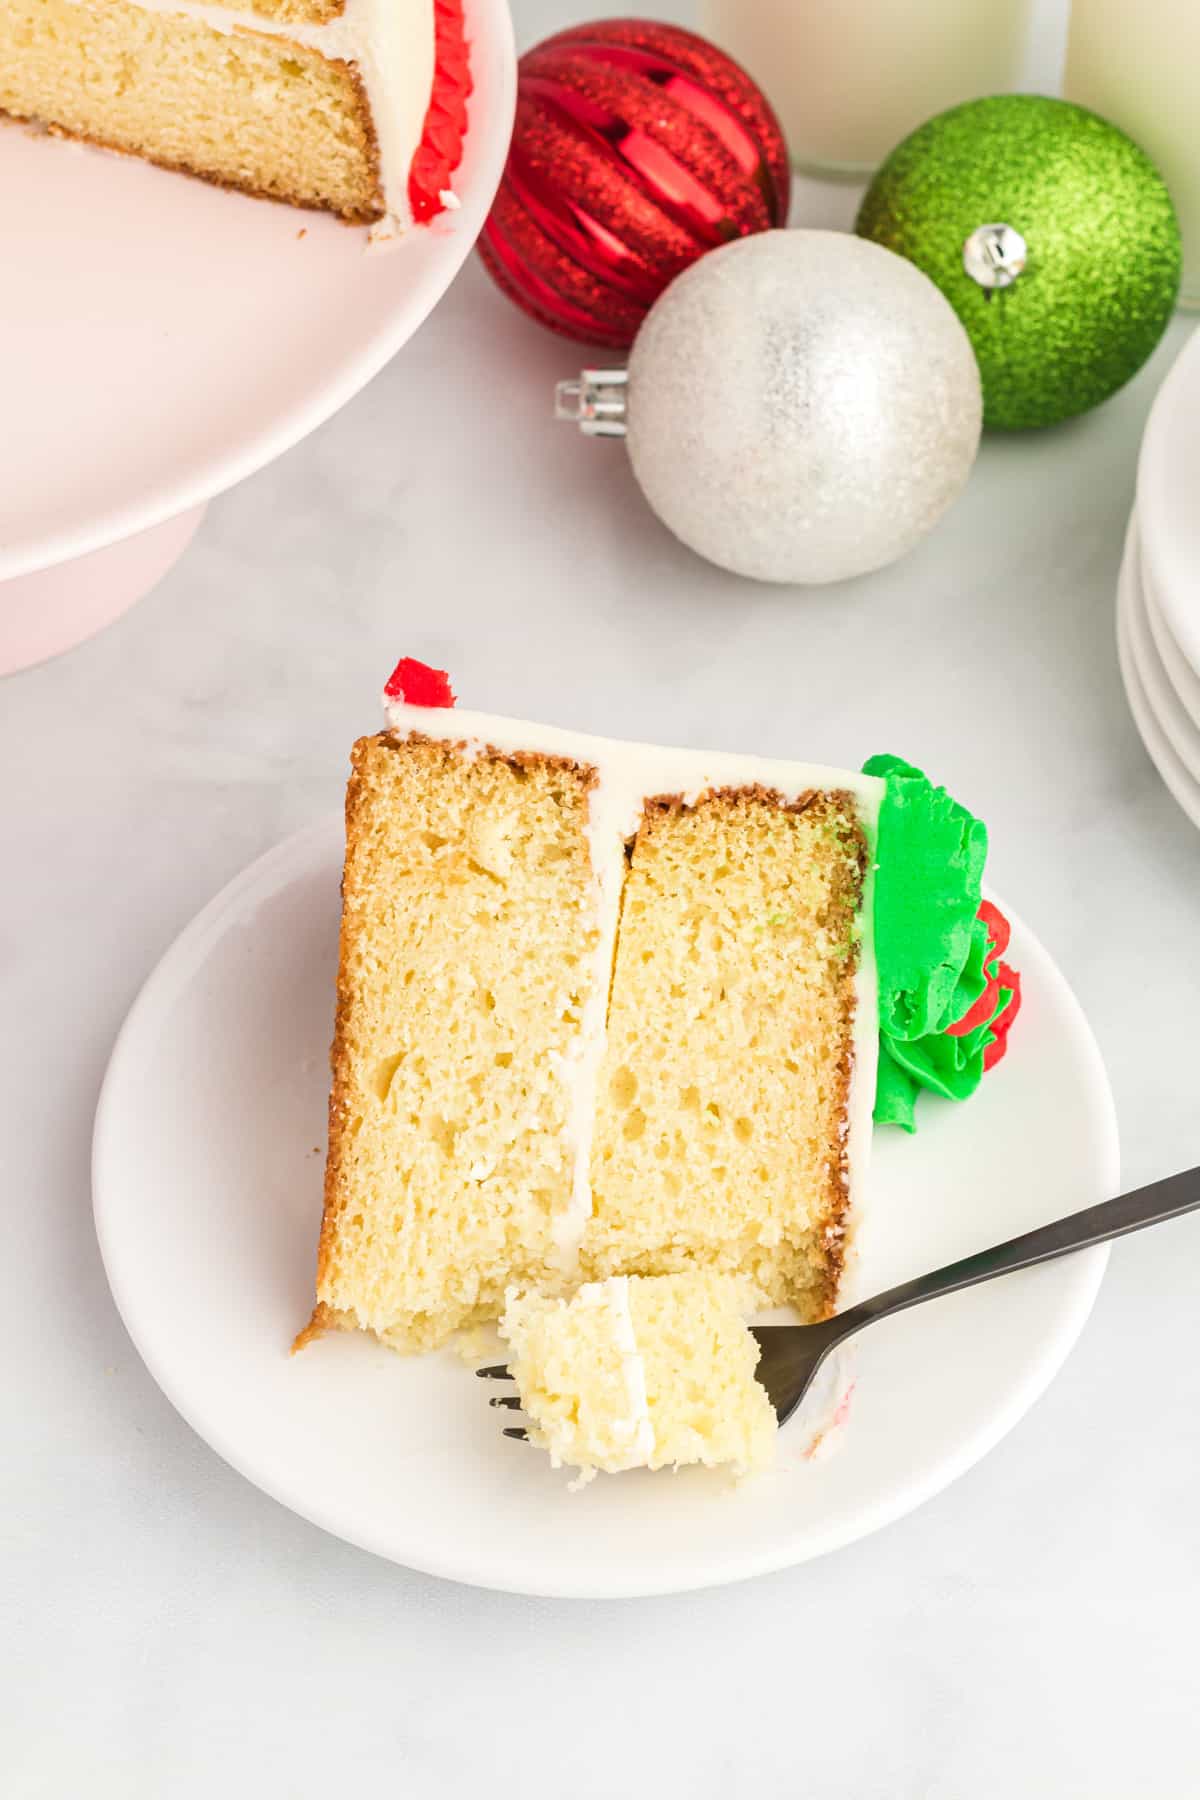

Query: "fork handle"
<box><xmin>835</xmin><ymin>1163</ymin><xmax>1200</xmax><ymax>1340</ymax></box>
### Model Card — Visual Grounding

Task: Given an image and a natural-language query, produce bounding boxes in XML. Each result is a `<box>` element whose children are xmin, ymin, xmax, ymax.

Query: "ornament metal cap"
<box><xmin>962</xmin><ymin>223</ymin><xmax>1028</xmax><ymax>293</ymax></box>
<box><xmin>554</xmin><ymin>368</ymin><xmax>628</xmax><ymax>438</ymax></box>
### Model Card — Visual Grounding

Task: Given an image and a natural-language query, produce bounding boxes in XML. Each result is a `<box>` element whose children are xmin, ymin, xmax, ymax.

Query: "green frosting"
<box><xmin>873</xmin><ymin>981</ymin><xmax>1016</xmax><ymax>1133</ymax></box>
<box><xmin>941</xmin><ymin>911</ymin><xmax>992</xmax><ymax>1035</ymax></box>
<box><xmin>864</xmin><ymin>754</ymin><xmax>988</xmax><ymax>1040</ymax></box>
<box><xmin>863</xmin><ymin>754</ymin><xmax>1006</xmax><ymax>1131</ymax></box>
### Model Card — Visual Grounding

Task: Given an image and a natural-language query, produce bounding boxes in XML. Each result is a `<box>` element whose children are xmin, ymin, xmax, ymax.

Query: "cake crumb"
<box><xmin>453</xmin><ymin>1324</ymin><xmax>492</xmax><ymax>1365</ymax></box>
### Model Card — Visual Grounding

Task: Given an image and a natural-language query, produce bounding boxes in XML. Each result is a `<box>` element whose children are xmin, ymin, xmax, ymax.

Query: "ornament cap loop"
<box><xmin>963</xmin><ymin>222</ymin><xmax>1028</xmax><ymax>292</ymax></box>
<box><xmin>555</xmin><ymin>368</ymin><xmax>628</xmax><ymax>438</ymax></box>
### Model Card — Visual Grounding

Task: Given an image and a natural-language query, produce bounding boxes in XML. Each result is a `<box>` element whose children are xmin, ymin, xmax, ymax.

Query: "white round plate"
<box><xmin>1139</xmin><ymin>524</ymin><xmax>1200</xmax><ymax>734</ymax></box>
<box><xmin>1117</xmin><ymin>516</ymin><xmax>1200</xmax><ymax>831</ymax></box>
<box><xmin>1122</xmin><ymin>518</ymin><xmax>1200</xmax><ymax>786</ymax></box>
<box><xmin>94</xmin><ymin>817</ymin><xmax>1119</xmax><ymax>1597</ymax></box>
<box><xmin>1138</xmin><ymin>323</ymin><xmax>1200</xmax><ymax>679</ymax></box>
<box><xmin>0</xmin><ymin>0</ymin><xmax>515</xmax><ymax>581</ymax></box>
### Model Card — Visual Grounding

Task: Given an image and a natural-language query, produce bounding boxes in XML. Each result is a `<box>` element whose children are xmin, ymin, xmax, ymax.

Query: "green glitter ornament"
<box><xmin>855</xmin><ymin>95</ymin><xmax>1181</xmax><ymax>431</ymax></box>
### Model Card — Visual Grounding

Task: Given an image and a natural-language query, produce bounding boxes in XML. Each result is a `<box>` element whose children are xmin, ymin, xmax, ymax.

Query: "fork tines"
<box><xmin>476</xmin><ymin>1364</ymin><xmax>528</xmax><ymax>1439</ymax></box>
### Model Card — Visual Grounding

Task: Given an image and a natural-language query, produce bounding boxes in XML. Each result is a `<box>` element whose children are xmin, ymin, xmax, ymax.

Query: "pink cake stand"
<box><xmin>0</xmin><ymin>0</ymin><xmax>515</xmax><ymax>675</ymax></box>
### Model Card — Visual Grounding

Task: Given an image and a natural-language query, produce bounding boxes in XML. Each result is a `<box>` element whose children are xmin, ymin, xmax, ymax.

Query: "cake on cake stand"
<box><xmin>0</xmin><ymin>0</ymin><xmax>515</xmax><ymax>675</ymax></box>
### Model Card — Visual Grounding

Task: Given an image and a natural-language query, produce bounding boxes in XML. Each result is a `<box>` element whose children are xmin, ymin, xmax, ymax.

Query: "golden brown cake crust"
<box><xmin>812</xmin><ymin>795</ymin><xmax>869</xmax><ymax>1318</ymax></box>
<box><xmin>306</xmin><ymin>738</ymin><xmax>402</xmax><ymax>1342</ymax></box>
<box><xmin>394</xmin><ymin>729</ymin><xmax>601</xmax><ymax>787</ymax></box>
<box><xmin>242</xmin><ymin>0</ymin><xmax>346</xmax><ymax>25</ymax></box>
<box><xmin>640</xmin><ymin>783</ymin><xmax>822</xmax><ymax>821</ymax></box>
<box><xmin>291</xmin><ymin>1301</ymin><xmax>335</xmax><ymax>1352</ymax></box>
<box><xmin>313</xmin><ymin>738</ymin><xmax>379</xmax><ymax>1308</ymax></box>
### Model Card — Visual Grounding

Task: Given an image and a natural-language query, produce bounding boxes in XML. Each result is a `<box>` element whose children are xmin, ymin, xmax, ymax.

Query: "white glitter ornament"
<box><xmin>555</xmin><ymin>229</ymin><xmax>981</xmax><ymax>585</ymax></box>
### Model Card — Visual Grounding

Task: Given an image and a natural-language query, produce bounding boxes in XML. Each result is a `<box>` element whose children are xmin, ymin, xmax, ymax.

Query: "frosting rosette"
<box><xmin>864</xmin><ymin>755</ymin><xmax>1020</xmax><ymax>1132</ymax></box>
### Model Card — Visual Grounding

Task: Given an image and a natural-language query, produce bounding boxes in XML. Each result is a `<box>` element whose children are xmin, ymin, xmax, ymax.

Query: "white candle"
<box><xmin>699</xmin><ymin>0</ymin><xmax>1033</xmax><ymax>176</ymax></box>
<box><xmin>1064</xmin><ymin>0</ymin><xmax>1199</xmax><ymax>308</ymax></box>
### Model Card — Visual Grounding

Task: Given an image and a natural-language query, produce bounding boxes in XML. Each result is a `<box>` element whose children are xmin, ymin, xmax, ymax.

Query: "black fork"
<box><xmin>480</xmin><ymin>1165</ymin><xmax>1200</xmax><ymax>1432</ymax></box>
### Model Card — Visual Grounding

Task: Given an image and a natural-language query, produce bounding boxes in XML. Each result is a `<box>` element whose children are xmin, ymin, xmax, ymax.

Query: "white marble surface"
<box><xmin>6</xmin><ymin>3</ymin><xmax>1200</xmax><ymax>1791</ymax></box>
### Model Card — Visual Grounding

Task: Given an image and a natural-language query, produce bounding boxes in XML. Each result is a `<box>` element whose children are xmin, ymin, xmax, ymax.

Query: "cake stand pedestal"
<box><xmin>1</xmin><ymin>505</ymin><xmax>207</xmax><ymax>676</ymax></box>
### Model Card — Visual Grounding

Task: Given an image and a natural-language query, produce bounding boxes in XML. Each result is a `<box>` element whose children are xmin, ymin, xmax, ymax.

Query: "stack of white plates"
<box><xmin>1119</xmin><ymin>327</ymin><xmax>1200</xmax><ymax>829</ymax></box>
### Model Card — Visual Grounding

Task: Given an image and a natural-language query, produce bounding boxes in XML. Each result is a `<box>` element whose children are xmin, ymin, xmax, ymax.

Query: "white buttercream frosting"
<box><xmin>87</xmin><ymin>0</ymin><xmax>436</xmax><ymax>237</ymax></box>
<box><xmin>576</xmin><ymin>1276</ymin><xmax>654</xmax><ymax>1466</ymax></box>
<box><xmin>381</xmin><ymin>695</ymin><xmax>884</xmax><ymax>1300</ymax></box>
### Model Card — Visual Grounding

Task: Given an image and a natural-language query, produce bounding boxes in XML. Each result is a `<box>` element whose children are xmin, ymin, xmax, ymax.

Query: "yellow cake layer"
<box><xmin>583</xmin><ymin>790</ymin><xmax>865</xmax><ymax>1320</ymax></box>
<box><xmin>313</xmin><ymin>736</ymin><xmax>603</xmax><ymax>1352</ymax></box>
<box><xmin>1</xmin><ymin>0</ymin><xmax>382</xmax><ymax>221</ymax></box>
<box><xmin>501</xmin><ymin>1273</ymin><xmax>776</xmax><ymax>1480</ymax></box>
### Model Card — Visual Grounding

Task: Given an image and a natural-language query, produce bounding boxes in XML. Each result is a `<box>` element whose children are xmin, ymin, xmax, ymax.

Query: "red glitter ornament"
<box><xmin>384</xmin><ymin>658</ymin><xmax>457</xmax><ymax>708</ymax></box>
<box><xmin>477</xmin><ymin>18</ymin><xmax>790</xmax><ymax>348</ymax></box>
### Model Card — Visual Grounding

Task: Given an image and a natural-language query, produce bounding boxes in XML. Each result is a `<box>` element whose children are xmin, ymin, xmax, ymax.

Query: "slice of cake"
<box><xmin>499</xmin><ymin>1273</ymin><xmax>776</xmax><ymax>1482</ymax></box>
<box><xmin>303</xmin><ymin>660</ymin><xmax>883</xmax><ymax>1353</ymax></box>
<box><xmin>299</xmin><ymin>661</ymin><xmax>1022</xmax><ymax>1477</ymax></box>
<box><xmin>1</xmin><ymin>0</ymin><xmax>470</xmax><ymax>234</ymax></box>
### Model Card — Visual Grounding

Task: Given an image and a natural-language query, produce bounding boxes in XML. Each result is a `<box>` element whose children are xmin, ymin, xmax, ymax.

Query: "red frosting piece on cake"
<box><xmin>384</xmin><ymin>657</ymin><xmax>457</xmax><ymax>707</ymax></box>
<box><xmin>945</xmin><ymin>901</ymin><xmax>1020</xmax><ymax>1057</ymax></box>
<box><xmin>983</xmin><ymin>963</ymin><xmax>1022</xmax><ymax>1072</ymax></box>
<box><xmin>946</xmin><ymin>968</ymin><xmax>1002</xmax><ymax>1038</ymax></box>
<box><xmin>976</xmin><ymin>898</ymin><xmax>1010</xmax><ymax>960</ymax></box>
<box><xmin>409</xmin><ymin>0</ymin><xmax>473</xmax><ymax>224</ymax></box>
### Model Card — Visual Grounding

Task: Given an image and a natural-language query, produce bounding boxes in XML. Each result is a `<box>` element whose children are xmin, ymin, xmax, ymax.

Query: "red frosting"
<box><xmin>984</xmin><ymin>964</ymin><xmax>1021</xmax><ymax>1072</ymax></box>
<box><xmin>977</xmin><ymin>898</ymin><xmax>1010</xmax><ymax>959</ymax></box>
<box><xmin>384</xmin><ymin>657</ymin><xmax>457</xmax><ymax>707</ymax></box>
<box><xmin>408</xmin><ymin>0</ymin><xmax>473</xmax><ymax>224</ymax></box>
<box><xmin>945</xmin><ymin>899</ymin><xmax>1020</xmax><ymax>1071</ymax></box>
